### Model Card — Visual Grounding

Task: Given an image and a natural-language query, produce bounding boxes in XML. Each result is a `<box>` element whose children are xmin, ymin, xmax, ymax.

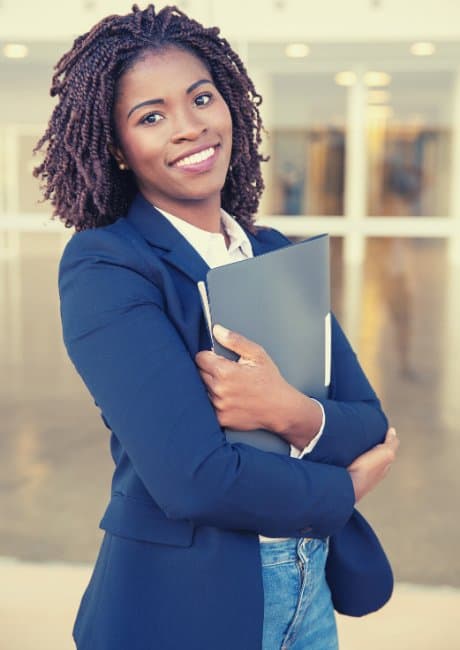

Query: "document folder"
<box><xmin>198</xmin><ymin>233</ymin><xmax>331</xmax><ymax>455</ymax></box>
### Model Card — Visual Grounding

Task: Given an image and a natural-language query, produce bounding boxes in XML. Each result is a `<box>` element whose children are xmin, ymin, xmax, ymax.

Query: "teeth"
<box><xmin>175</xmin><ymin>147</ymin><xmax>215</xmax><ymax>167</ymax></box>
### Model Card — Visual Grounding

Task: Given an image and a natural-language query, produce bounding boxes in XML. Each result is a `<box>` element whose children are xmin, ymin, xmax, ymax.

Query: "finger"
<box><xmin>213</xmin><ymin>324</ymin><xmax>264</xmax><ymax>361</ymax></box>
<box><xmin>385</xmin><ymin>427</ymin><xmax>397</xmax><ymax>441</ymax></box>
<box><xmin>198</xmin><ymin>368</ymin><xmax>216</xmax><ymax>391</ymax></box>
<box><xmin>198</xmin><ymin>368</ymin><xmax>230</xmax><ymax>405</ymax></box>
<box><xmin>384</xmin><ymin>427</ymin><xmax>400</xmax><ymax>452</ymax></box>
<box><xmin>347</xmin><ymin>436</ymin><xmax>397</xmax><ymax>471</ymax></box>
<box><xmin>195</xmin><ymin>350</ymin><xmax>218</xmax><ymax>372</ymax></box>
<box><xmin>195</xmin><ymin>350</ymin><xmax>231</xmax><ymax>376</ymax></box>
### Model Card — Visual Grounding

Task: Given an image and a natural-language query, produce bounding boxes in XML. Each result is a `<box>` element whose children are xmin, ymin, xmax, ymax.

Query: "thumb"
<box><xmin>213</xmin><ymin>324</ymin><xmax>262</xmax><ymax>362</ymax></box>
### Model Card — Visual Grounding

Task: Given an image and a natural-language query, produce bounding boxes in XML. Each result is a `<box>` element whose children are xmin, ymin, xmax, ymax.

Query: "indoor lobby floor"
<box><xmin>1</xmin><ymin>230</ymin><xmax>459</xmax><ymax>649</ymax></box>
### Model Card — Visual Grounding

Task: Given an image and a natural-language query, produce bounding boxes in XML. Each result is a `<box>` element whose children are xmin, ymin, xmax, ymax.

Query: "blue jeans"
<box><xmin>260</xmin><ymin>538</ymin><xmax>338</xmax><ymax>650</ymax></box>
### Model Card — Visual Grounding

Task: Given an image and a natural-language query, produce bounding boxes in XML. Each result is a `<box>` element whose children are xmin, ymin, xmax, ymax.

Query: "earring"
<box><xmin>119</xmin><ymin>163</ymin><xmax>127</xmax><ymax>171</ymax></box>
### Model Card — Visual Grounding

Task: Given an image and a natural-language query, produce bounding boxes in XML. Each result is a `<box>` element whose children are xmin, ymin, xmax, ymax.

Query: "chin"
<box><xmin>177</xmin><ymin>179</ymin><xmax>227</xmax><ymax>201</ymax></box>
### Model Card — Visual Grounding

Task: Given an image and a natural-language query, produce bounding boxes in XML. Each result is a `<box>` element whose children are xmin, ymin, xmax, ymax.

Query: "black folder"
<box><xmin>197</xmin><ymin>233</ymin><xmax>331</xmax><ymax>455</ymax></box>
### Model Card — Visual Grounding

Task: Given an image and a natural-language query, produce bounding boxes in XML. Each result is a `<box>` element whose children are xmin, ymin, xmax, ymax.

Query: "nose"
<box><xmin>170</xmin><ymin>109</ymin><xmax>207</xmax><ymax>142</ymax></box>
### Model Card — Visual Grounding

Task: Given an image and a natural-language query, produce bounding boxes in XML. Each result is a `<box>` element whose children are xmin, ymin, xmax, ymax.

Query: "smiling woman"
<box><xmin>110</xmin><ymin>48</ymin><xmax>233</xmax><ymax>230</ymax></box>
<box><xmin>33</xmin><ymin>4</ymin><xmax>397</xmax><ymax>650</ymax></box>
<box><xmin>33</xmin><ymin>4</ymin><xmax>265</xmax><ymax>232</ymax></box>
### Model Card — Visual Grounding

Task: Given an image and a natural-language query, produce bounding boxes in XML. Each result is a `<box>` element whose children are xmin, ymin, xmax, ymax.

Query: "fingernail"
<box><xmin>213</xmin><ymin>324</ymin><xmax>229</xmax><ymax>339</ymax></box>
<box><xmin>389</xmin><ymin>427</ymin><xmax>397</xmax><ymax>437</ymax></box>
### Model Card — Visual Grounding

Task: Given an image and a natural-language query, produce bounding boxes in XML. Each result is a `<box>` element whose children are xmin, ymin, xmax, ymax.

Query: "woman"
<box><xmin>34</xmin><ymin>5</ymin><xmax>398</xmax><ymax>649</ymax></box>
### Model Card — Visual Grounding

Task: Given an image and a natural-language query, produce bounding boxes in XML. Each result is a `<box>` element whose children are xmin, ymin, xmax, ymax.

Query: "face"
<box><xmin>112</xmin><ymin>47</ymin><xmax>233</xmax><ymax>219</ymax></box>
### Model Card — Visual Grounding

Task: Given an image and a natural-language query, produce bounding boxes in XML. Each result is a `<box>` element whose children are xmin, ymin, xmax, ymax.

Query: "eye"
<box><xmin>194</xmin><ymin>93</ymin><xmax>212</xmax><ymax>107</ymax></box>
<box><xmin>140</xmin><ymin>112</ymin><xmax>164</xmax><ymax>126</ymax></box>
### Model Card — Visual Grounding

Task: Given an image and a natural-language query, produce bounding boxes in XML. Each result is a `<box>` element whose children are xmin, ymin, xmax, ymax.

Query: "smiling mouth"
<box><xmin>173</xmin><ymin>146</ymin><xmax>217</xmax><ymax>168</ymax></box>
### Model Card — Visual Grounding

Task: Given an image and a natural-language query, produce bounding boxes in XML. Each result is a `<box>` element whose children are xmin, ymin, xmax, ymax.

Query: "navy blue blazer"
<box><xmin>59</xmin><ymin>193</ymin><xmax>388</xmax><ymax>650</ymax></box>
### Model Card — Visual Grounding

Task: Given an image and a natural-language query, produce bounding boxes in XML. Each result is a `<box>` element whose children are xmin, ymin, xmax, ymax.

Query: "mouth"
<box><xmin>170</xmin><ymin>144</ymin><xmax>220</xmax><ymax>173</ymax></box>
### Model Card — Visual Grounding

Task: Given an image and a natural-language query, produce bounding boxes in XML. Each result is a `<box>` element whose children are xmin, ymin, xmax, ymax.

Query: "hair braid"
<box><xmin>34</xmin><ymin>4</ymin><xmax>267</xmax><ymax>231</ymax></box>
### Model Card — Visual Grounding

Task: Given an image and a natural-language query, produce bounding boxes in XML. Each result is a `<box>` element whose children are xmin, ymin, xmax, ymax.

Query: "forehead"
<box><xmin>116</xmin><ymin>47</ymin><xmax>211</xmax><ymax>101</ymax></box>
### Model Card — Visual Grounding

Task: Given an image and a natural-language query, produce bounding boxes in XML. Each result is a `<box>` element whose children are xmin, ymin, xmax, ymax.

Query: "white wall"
<box><xmin>0</xmin><ymin>63</ymin><xmax>55</xmax><ymax>124</ymax></box>
<box><xmin>2</xmin><ymin>0</ymin><xmax>460</xmax><ymax>42</ymax></box>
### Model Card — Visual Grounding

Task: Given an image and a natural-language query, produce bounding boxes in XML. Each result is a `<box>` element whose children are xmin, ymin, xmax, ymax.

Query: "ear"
<box><xmin>108</xmin><ymin>143</ymin><xmax>129</xmax><ymax>171</ymax></box>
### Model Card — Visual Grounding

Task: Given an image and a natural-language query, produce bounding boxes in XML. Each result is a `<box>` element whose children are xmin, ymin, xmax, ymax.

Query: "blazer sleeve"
<box><xmin>59</xmin><ymin>227</ymin><xmax>355</xmax><ymax>539</ymax></box>
<box><xmin>303</xmin><ymin>313</ymin><xmax>388</xmax><ymax>468</ymax></box>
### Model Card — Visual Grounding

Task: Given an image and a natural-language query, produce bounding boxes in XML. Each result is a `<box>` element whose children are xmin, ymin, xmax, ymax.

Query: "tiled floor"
<box><xmin>1</xmin><ymin>230</ymin><xmax>459</xmax><ymax>648</ymax></box>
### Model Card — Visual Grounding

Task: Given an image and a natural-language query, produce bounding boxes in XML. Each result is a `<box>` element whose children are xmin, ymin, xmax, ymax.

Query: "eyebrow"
<box><xmin>126</xmin><ymin>78</ymin><xmax>214</xmax><ymax>120</ymax></box>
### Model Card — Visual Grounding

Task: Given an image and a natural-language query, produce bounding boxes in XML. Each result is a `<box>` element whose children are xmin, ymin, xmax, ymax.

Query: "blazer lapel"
<box><xmin>125</xmin><ymin>193</ymin><xmax>210</xmax><ymax>283</ymax></box>
<box><xmin>125</xmin><ymin>193</ymin><xmax>276</xmax><ymax>281</ymax></box>
<box><xmin>244</xmin><ymin>228</ymin><xmax>279</xmax><ymax>257</ymax></box>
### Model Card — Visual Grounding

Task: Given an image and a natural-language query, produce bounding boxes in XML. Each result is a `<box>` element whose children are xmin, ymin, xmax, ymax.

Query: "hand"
<box><xmin>195</xmin><ymin>325</ymin><xmax>322</xmax><ymax>444</ymax></box>
<box><xmin>347</xmin><ymin>427</ymin><xmax>399</xmax><ymax>503</ymax></box>
<box><xmin>195</xmin><ymin>324</ymin><xmax>301</xmax><ymax>433</ymax></box>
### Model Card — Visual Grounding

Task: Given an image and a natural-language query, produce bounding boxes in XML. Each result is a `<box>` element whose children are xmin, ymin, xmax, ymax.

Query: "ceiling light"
<box><xmin>285</xmin><ymin>43</ymin><xmax>310</xmax><ymax>58</ymax></box>
<box><xmin>364</xmin><ymin>71</ymin><xmax>391</xmax><ymax>87</ymax></box>
<box><xmin>410</xmin><ymin>42</ymin><xmax>436</xmax><ymax>56</ymax></box>
<box><xmin>334</xmin><ymin>71</ymin><xmax>357</xmax><ymax>86</ymax></box>
<box><xmin>368</xmin><ymin>90</ymin><xmax>391</xmax><ymax>104</ymax></box>
<box><xmin>3</xmin><ymin>43</ymin><xmax>29</xmax><ymax>59</ymax></box>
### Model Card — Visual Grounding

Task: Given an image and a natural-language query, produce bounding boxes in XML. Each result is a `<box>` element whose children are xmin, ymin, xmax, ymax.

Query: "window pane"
<box><xmin>18</xmin><ymin>133</ymin><xmax>49</xmax><ymax>214</ymax></box>
<box><xmin>272</xmin><ymin>129</ymin><xmax>345</xmax><ymax>215</ymax></box>
<box><xmin>268</xmin><ymin>73</ymin><xmax>347</xmax><ymax>216</ymax></box>
<box><xmin>367</xmin><ymin>71</ymin><xmax>453</xmax><ymax>217</ymax></box>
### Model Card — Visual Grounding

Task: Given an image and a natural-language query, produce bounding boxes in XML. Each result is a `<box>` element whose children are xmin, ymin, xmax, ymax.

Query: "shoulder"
<box><xmin>251</xmin><ymin>225</ymin><xmax>292</xmax><ymax>249</ymax></box>
<box><xmin>58</xmin><ymin>216</ymin><xmax>166</xmax><ymax>314</ymax></box>
<box><xmin>58</xmin><ymin>218</ymin><xmax>166</xmax><ymax>343</ymax></box>
<box><xmin>59</xmin><ymin>217</ymin><xmax>147</xmax><ymax>279</ymax></box>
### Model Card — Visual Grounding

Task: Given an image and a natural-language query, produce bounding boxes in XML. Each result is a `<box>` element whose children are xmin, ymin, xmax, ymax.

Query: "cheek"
<box><xmin>223</xmin><ymin>106</ymin><xmax>233</xmax><ymax>137</ymax></box>
<box><xmin>121</xmin><ymin>133</ymin><xmax>164</xmax><ymax>171</ymax></box>
<box><xmin>211</xmin><ymin>97</ymin><xmax>232</xmax><ymax>135</ymax></box>
<box><xmin>217</xmin><ymin>104</ymin><xmax>233</xmax><ymax>153</ymax></box>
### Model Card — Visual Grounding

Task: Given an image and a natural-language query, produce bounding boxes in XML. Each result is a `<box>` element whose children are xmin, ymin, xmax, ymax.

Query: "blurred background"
<box><xmin>1</xmin><ymin>1</ymin><xmax>459</xmax><ymax>648</ymax></box>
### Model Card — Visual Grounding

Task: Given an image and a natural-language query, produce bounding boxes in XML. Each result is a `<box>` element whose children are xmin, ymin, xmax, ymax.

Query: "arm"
<box><xmin>303</xmin><ymin>313</ymin><xmax>388</xmax><ymax>467</ymax></box>
<box><xmin>197</xmin><ymin>316</ymin><xmax>388</xmax><ymax>469</ymax></box>
<box><xmin>59</xmin><ymin>228</ymin><xmax>354</xmax><ymax>539</ymax></box>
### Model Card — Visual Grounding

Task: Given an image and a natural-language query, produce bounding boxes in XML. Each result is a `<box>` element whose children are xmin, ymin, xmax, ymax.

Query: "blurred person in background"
<box><xmin>370</xmin><ymin>153</ymin><xmax>424</xmax><ymax>379</ymax></box>
<box><xmin>34</xmin><ymin>4</ymin><xmax>398</xmax><ymax>649</ymax></box>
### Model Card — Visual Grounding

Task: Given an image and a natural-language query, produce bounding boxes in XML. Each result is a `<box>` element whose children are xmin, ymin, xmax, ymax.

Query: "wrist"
<box><xmin>348</xmin><ymin>469</ymin><xmax>361</xmax><ymax>502</ymax></box>
<box><xmin>271</xmin><ymin>384</ymin><xmax>323</xmax><ymax>449</ymax></box>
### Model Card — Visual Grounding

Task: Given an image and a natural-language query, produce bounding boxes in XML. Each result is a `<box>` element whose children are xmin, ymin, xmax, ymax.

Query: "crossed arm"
<box><xmin>196</xmin><ymin>320</ymin><xmax>398</xmax><ymax>502</ymax></box>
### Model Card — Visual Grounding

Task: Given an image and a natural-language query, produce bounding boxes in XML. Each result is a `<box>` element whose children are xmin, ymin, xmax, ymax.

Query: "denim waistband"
<box><xmin>259</xmin><ymin>537</ymin><xmax>325</xmax><ymax>565</ymax></box>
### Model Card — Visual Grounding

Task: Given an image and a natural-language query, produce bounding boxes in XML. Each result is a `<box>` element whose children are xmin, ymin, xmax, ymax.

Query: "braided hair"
<box><xmin>34</xmin><ymin>4</ymin><xmax>266</xmax><ymax>231</ymax></box>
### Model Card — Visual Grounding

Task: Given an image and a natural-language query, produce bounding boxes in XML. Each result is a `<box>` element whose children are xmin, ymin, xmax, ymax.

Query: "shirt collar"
<box><xmin>155</xmin><ymin>206</ymin><xmax>253</xmax><ymax>260</ymax></box>
<box><xmin>220</xmin><ymin>209</ymin><xmax>253</xmax><ymax>258</ymax></box>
